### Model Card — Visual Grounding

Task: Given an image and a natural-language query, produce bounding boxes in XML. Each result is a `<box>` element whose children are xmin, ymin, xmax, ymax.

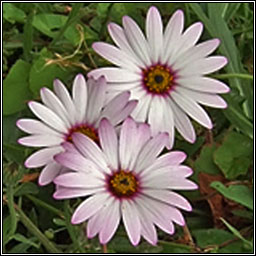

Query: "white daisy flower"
<box><xmin>53</xmin><ymin>117</ymin><xmax>197</xmax><ymax>246</ymax></box>
<box><xmin>17</xmin><ymin>74</ymin><xmax>137</xmax><ymax>186</ymax></box>
<box><xmin>89</xmin><ymin>6</ymin><xmax>230</xmax><ymax>148</ymax></box>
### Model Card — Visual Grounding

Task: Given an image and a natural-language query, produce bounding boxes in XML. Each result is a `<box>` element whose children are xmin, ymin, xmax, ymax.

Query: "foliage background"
<box><xmin>2</xmin><ymin>2</ymin><xmax>254</xmax><ymax>253</ymax></box>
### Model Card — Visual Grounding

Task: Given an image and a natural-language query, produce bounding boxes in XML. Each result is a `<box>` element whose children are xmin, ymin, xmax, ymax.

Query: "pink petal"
<box><xmin>38</xmin><ymin>162</ymin><xmax>62</xmax><ymax>186</ymax></box>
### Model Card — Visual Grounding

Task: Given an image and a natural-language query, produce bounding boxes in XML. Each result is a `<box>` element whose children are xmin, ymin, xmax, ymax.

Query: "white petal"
<box><xmin>72</xmin><ymin>133</ymin><xmax>110</xmax><ymax>174</ymax></box>
<box><xmin>98</xmin><ymin>119</ymin><xmax>118</xmax><ymax>170</ymax></box>
<box><xmin>119</xmin><ymin>117</ymin><xmax>137</xmax><ymax>170</ymax></box>
<box><xmin>107</xmin><ymin>22</ymin><xmax>145</xmax><ymax>67</ymax></box>
<box><xmin>135</xmin><ymin>132</ymin><xmax>169</xmax><ymax>173</ymax></box>
<box><xmin>54</xmin><ymin>186</ymin><xmax>104</xmax><ymax>199</ymax></box>
<box><xmin>122</xmin><ymin>200</ymin><xmax>141</xmax><ymax>246</ymax></box>
<box><xmin>72</xmin><ymin>74</ymin><xmax>88</xmax><ymax>123</ymax></box>
<box><xmin>143</xmin><ymin>151</ymin><xmax>187</xmax><ymax>174</ymax></box>
<box><xmin>144</xmin><ymin>189</ymin><xmax>192</xmax><ymax>211</ymax></box>
<box><xmin>169</xmin><ymin>22</ymin><xmax>203</xmax><ymax>65</ymax></box>
<box><xmin>71</xmin><ymin>193</ymin><xmax>110</xmax><ymax>224</ymax></box>
<box><xmin>179</xmin><ymin>56</ymin><xmax>228</xmax><ymax>75</ymax></box>
<box><xmin>136</xmin><ymin>202</ymin><xmax>157</xmax><ymax>245</ymax></box>
<box><xmin>16</xmin><ymin>119</ymin><xmax>62</xmax><ymax>136</ymax></box>
<box><xmin>162</xmin><ymin>9</ymin><xmax>184</xmax><ymax>63</ymax></box>
<box><xmin>25</xmin><ymin>146</ymin><xmax>62</xmax><ymax>168</ymax></box>
<box><xmin>171</xmin><ymin>90</ymin><xmax>213</xmax><ymax>129</ymax></box>
<box><xmin>130</xmin><ymin>93</ymin><xmax>152</xmax><ymax>122</ymax></box>
<box><xmin>54</xmin><ymin>172</ymin><xmax>103</xmax><ymax>188</ymax></box>
<box><xmin>38</xmin><ymin>162</ymin><xmax>62</xmax><ymax>186</ymax></box>
<box><xmin>86</xmin><ymin>77</ymin><xmax>107</xmax><ymax>124</ymax></box>
<box><xmin>93</xmin><ymin>42</ymin><xmax>140</xmax><ymax>72</ymax></box>
<box><xmin>122</xmin><ymin>16</ymin><xmax>151</xmax><ymax>66</ymax></box>
<box><xmin>177</xmin><ymin>76</ymin><xmax>230</xmax><ymax>93</ymax></box>
<box><xmin>40</xmin><ymin>87</ymin><xmax>71</xmax><ymax>126</ymax></box>
<box><xmin>128</xmin><ymin>123</ymin><xmax>151</xmax><ymax>170</ymax></box>
<box><xmin>173</xmin><ymin>39</ymin><xmax>220</xmax><ymax>70</ymax></box>
<box><xmin>176</xmin><ymin>86</ymin><xmax>227</xmax><ymax>108</ymax></box>
<box><xmin>53</xmin><ymin>79</ymin><xmax>76</xmax><ymax>124</ymax></box>
<box><xmin>168</xmin><ymin>98</ymin><xmax>196</xmax><ymax>143</ymax></box>
<box><xmin>18</xmin><ymin>134</ymin><xmax>63</xmax><ymax>147</ymax></box>
<box><xmin>28</xmin><ymin>101</ymin><xmax>68</xmax><ymax>133</ymax></box>
<box><xmin>135</xmin><ymin>196</ymin><xmax>175</xmax><ymax>235</ymax></box>
<box><xmin>89</xmin><ymin>67</ymin><xmax>140</xmax><ymax>83</ymax></box>
<box><xmin>54</xmin><ymin>151</ymin><xmax>104</xmax><ymax>178</ymax></box>
<box><xmin>146</xmin><ymin>6</ymin><xmax>163</xmax><ymax>63</ymax></box>
<box><xmin>99</xmin><ymin>199</ymin><xmax>121</xmax><ymax>244</ymax></box>
<box><xmin>86</xmin><ymin>197</ymin><xmax>115</xmax><ymax>239</ymax></box>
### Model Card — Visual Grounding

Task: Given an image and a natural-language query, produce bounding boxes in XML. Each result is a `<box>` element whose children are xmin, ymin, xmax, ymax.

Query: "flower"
<box><xmin>89</xmin><ymin>6</ymin><xmax>230</xmax><ymax>149</ymax></box>
<box><xmin>17</xmin><ymin>74</ymin><xmax>137</xmax><ymax>186</ymax></box>
<box><xmin>53</xmin><ymin>117</ymin><xmax>197</xmax><ymax>246</ymax></box>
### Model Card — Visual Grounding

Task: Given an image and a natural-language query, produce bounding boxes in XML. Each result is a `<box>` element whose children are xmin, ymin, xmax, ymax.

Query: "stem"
<box><xmin>6</xmin><ymin>185</ymin><xmax>17</xmax><ymax>236</ymax></box>
<box><xmin>212</xmin><ymin>73</ymin><xmax>253</xmax><ymax>80</ymax></box>
<box><xmin>14</xmin><ymin>204</ymin><xmax>61</xmax><ymax>253</ymax></box>
<box><xmin>103</xmin><ymin>244</ymin><xmax>108</xmax><ymax>253</ymax></box>
<box><xmin>183</xmin><ymin>224</ymin><xmax>195</xmax><ymax>248</ymax></box>
<box><xmin>25</xmin><ymin>194</ymin><xmax>64</xmax><ymax>219</ymax></box>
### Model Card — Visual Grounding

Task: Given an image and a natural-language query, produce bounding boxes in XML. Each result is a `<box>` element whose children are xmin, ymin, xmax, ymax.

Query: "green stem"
<box><xmin>14</xmin><ymin>204</ymin><xmax>61</xmax><ymax>253</ymax></box>
<box><xmin>64</xmin><ymin>201</ymin><xmax>85</xmax><ymax>253</ymax></box>
<box><xmin>212</xmin><ymin>73</ymin><xmax>253</xmax><ymax>80</ymax></box>
<box><xmin>25</xmin><ymin>194</ymin><xmax>64</xmax><ymax>219</ymax></box>
<box><xmin>6</xmin><ymin>185</ymin><xmax>17</xmax><ymax>236</ymax></box>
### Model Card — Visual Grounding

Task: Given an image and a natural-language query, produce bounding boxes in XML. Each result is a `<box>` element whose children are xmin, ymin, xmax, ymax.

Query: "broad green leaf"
<box><xmin>11</xmin><ymin>234</ymin><xmax>40</xmax><ymax>249</ymax></box>
<box><xmin>211</xmin><ymin>181</ymin><xmax>253</xmax><ymax>210</ymax></box>
<box><xmin>14</xmin><ymin>182</ymin><xmax>39</xmax><ymax>197</ymax></box>
<box><xmin>32</xmin><ymin>14</ymin><xmax>67</xmax><ymax>38</ymax></box>
<box><xmin>29</xmin><ymin>48</ymin><xmax>71</xmax><ymax>95</ymax></box>
<box><xmin>220</xmin><ymin>218</ymin><xmax>253</xmax><ymax>248</ymax></box>
<box><xmin>3</xmin><ymin>3</ymin><xmax>26</xmax><ymax>24</ymax></box>
<box><xmin>194</xmin><ymin>143</ymin><xmax>220</xmax><ymax>180</ymax></box>
<box><xmin>96</xmin><ymin>3</ymin><xmax>112</xmax><ymax>17</ymax></box>
<box><xmin>193</xmin><ymin>228</ymin><xmax>234</xmax><ymax>247</ymax></box>
<box><xmin>214</xmin><ymin>131</ymin><xmax>253</xmax><ymax>179</ymax></box>
<box><xmin>3</xmin><ymin>60</ymin><xmax>32</xmax><ymax>115</ymax></box>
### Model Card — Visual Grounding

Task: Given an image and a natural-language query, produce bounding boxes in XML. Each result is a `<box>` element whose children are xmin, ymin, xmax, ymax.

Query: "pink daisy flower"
<box><xmin>89</xmin><ymin>6</ymin><xmax>230</xmax><ymax>148</ymax></box>
<box><xmin>53</xmin><ymin>117</ymin><xmax>197</xmax><ymax>246</ymax></box>
<box><xmin>17</xmin><ymin>74</ymin><xmax>137</xmax><ymax>186</ymax></box>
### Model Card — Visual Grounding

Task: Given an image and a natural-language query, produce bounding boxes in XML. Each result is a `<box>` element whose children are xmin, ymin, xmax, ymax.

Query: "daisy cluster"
<box><xmin>17</xmin><ymin>7</ymin><xmax>229</xmax><ymax>246</ymax></box>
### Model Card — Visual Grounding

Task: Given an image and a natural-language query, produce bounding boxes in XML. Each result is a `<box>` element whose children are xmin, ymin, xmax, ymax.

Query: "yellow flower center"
<box><xmin>108</xmin><ymin>170</ymin><xmax>139</xmax><ymax>198</ymax></box>
<box><xmin>143</xmin><ymin>64</ymin><xmax>174</xmax><ymax>94</ymax></box>
<box><xmin>66</xmin><ymin>124</ymin><xmax>99</xmax><ymax>143</ymax></box>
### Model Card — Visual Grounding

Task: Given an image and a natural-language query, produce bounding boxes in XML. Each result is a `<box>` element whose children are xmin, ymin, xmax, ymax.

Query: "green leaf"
<box><xmin>210</xmin><ymin>181</ymin><xmax>253</xmax><ymax>210</ymax></box>
<box><xmin>96</xmin><ymin>3</ymin><xmax>112</xmax><ymax>17</ymax></box>
<box><xmin>3</xmin><ymin>216</ymin><xmax>12</xmax><ymax>246</ymax></box>
<box><xmin>23</xmin><ymin>10</ymin><xmax>34</xmax><ymax>62</ymax></box>
<box><xmin>3</xmin><ymin>3</ymin><xmax>26</xmax><ymax>24</ymax></box>
<box><xmin>194</xmin><ymin>143</ymin><xmax>220</xmax><ymax>180</ymax></box>
<box><xmin>11</xmin><ymin>234</ymin><xmax>40</xmax><ymax>249</ymax></box>
<box><xmin>14</xmin><ymin>182</ymin><xmax>39</xmax><ymax>197</ymax></box>
<box><xmin>3</xmin><ymin>60</ymin><xmax>32</xmax><ymax>115</ymax></box>
<box><xmin>214</xmin><ymin>131</ymin><xmax>253</xmax><ymax>179</ymax></box>
<box><xmin>32</xmin><ymin>14</ymin><xmax>67</xmax><ymax>38</ymax></box>
<box><xmin>220</xmin><ymin>218</ymin><xmax>253</xmax><ymax>248</ymax></box>
<box><xmin>224</xmin><ymin>3</ymin><xmax>242</xmax><ymax>22</ymax></box>
<box><xmin>29</xmin><ymin>48</ymin><xmax>71</xmax><ymax>95</ymax></box>
<box><xmin>51</xmin><ymin>3</ymin><xmax>83</xmax><ymax>46</ymax></box>
<box><xmin>53</xmin><ymin>218</ymin><xmax>66</xmax><ymax>227</ymax></box>
<box><xmin>222</xmin><ymin>94</ymin><xmax>253</xmax><ymax>139</ymax></box>
<box><xmin>193</xmin><ymin>228</ymin><xmax>234</xmax><ymax>248</ymax></box>
<box><xmin>189</xmin><ymin>3</ymin><xmax>253</xmax><ymax>122</ymax></box>
<box><xmin>159</xmin><ymin>240</ymin><xmax>192</xmax><ymax>253</ymax></box>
